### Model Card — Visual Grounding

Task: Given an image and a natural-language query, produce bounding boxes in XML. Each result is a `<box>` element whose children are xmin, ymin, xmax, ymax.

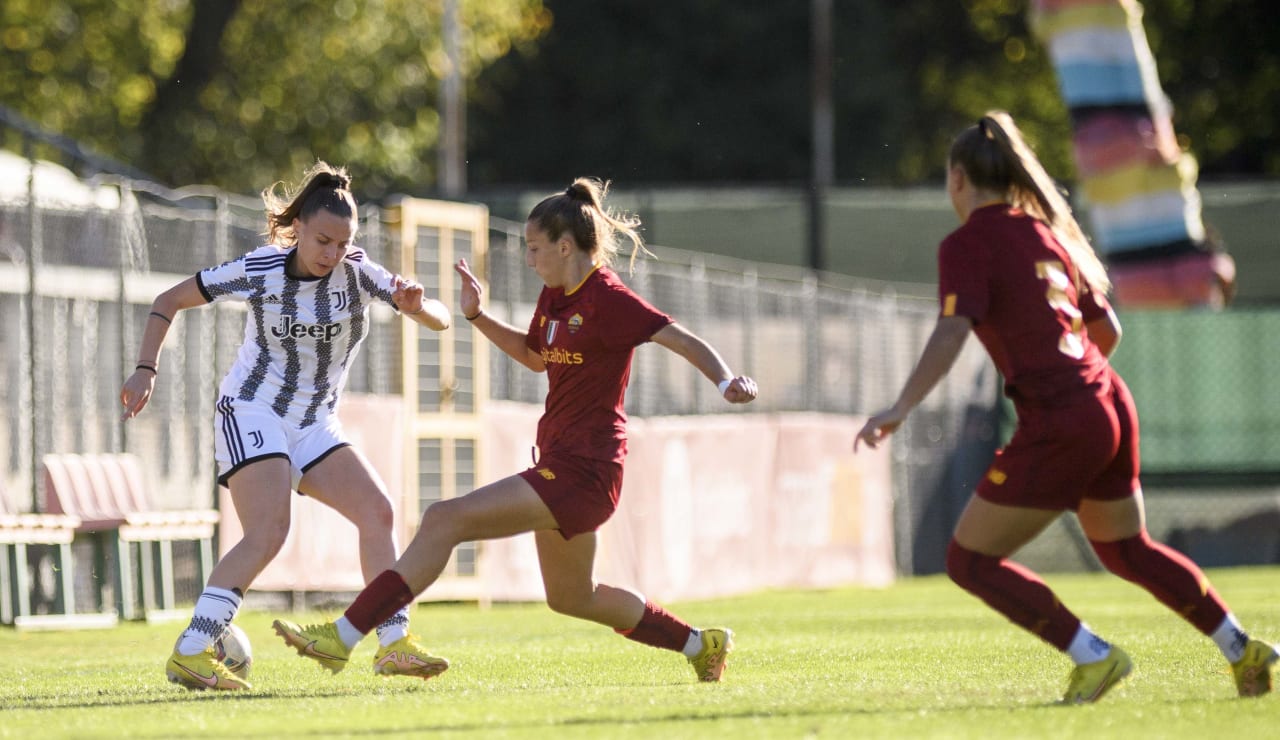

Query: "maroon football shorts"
<box><xmin>518</xmin><ymin>450</ymin><xmax>624</xmax><ymax>539</ymax></box>
<box><xmin>977</xmin><ymin>374</ymin><xmax>1141</xmax><ymax>511</ymax></box>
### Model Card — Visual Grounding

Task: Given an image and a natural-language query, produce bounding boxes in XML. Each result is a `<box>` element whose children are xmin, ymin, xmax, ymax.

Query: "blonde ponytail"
<box><xmin>955</xmin><ymin>112</ymin><xmax>1112</xmax><ymax>296</ymax></box>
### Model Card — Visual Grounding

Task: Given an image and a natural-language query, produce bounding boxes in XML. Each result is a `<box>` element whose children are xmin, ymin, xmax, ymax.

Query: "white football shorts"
<box><xmin>213</xmin><ymin>395</ymin><xmax>349</xmax><ymax>489</ymax></box>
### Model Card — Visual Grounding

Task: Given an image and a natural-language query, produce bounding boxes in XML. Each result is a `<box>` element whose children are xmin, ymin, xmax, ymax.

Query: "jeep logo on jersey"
<box><xmin>271</xmin><ymin>315</ymin><xmax>343</xmax><ymax>341</ymax></box>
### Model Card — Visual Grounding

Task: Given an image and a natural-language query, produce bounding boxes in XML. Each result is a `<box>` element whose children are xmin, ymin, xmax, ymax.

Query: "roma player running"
<box><xmin>275</xmin><ymin>178</ymin><xmax>758</xmax><ymax>682</ymax></box>
<box><xmin>856</xmin><ymin>112</ymin><xmax>1278</xmax><ymax>703</ymax></box>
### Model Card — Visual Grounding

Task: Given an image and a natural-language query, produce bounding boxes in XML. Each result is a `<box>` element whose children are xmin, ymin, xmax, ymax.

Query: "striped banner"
<box><xmin>1030</xmin><ymin>0</ymin><xmax>1233</xmax><ymax>306</ymax></box>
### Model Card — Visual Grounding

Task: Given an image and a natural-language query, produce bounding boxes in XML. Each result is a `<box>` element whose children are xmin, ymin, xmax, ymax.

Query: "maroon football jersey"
<box><xmin>938</xmin><ymin>204</ymin><xmax>1113</xmax><ymax>406</ymax></box>
<box><xmin>523</xmin><ymin>266</ymin><xmax>673</xmax><ymax>462</ymax></box>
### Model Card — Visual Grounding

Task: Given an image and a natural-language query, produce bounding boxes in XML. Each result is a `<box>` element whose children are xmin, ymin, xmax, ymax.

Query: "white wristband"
<box><xmin>717</xmin><ymin>379</ymin><xmax>732</xmax><ymax>396</ymax></box>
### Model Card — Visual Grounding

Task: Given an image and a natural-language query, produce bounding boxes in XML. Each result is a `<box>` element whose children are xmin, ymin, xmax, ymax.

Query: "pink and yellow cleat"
<box><xmin>688</xmin><ymin>627</ymin><xmax>734</xmax><ymax>682</ymax></box>
<box><xmin>372</xmin><ymin>635</ymin><xmax>450</xmax><ymax>680</ymax></box>
<box><xmin>1232</xmin><ymin>639</ymin><xmax>1279</xmax><ymax>698</ymax></box>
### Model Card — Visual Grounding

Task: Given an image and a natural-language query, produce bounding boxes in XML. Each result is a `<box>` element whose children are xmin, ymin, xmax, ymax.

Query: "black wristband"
<box><xmin>149</xmin><ymin>311</ymin><xmax>172</xmax><ymax>325</ymax></box>
<box><xmin>135</xmin><ymin>364</ymin><xmax>157</xmax><ymax>375</ymax></box>
<box><xmin>464</xmin><ymin>309</ymin><xmax>483</xmax><ymax>321</ymax></box>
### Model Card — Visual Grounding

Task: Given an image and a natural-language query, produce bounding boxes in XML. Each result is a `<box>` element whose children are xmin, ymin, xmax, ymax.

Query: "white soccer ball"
<box><xmin>215</xmin><ymin>624</ymin><xmax>253</xmax><ymax>678</ymax></box>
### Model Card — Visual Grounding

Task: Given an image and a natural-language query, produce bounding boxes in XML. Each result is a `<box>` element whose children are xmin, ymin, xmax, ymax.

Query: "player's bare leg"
<box><xmin>535</xmin><ymin>529</ymin><xmax>733</xmax><ymax>681</ymax></box>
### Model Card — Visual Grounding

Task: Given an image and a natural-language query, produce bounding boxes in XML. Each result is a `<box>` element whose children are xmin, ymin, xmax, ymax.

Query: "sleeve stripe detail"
<box><xmin>943</xmin><ymin>294</ymin><xmax>958</xmax><ymax>316</ymax></box>
<box><xmin>244</xmin><ymin>255</ymin><xmax>288</xmax><ymax>273</ymax></box>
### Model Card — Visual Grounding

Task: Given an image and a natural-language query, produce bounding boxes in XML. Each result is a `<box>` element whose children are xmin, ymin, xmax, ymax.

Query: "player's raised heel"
<box><xmin>373</xmin><ymin>635</ymin><xmax>450</xmax><ymax>680</ymax></box>
<box><xmin>273</xmin><ymin>619</ymin><xmax>352</xmax><ymax>674</ymax></box>
<box><xmin>1062</xmin><ymin>646</ymin><xmax>1132</xmax><ymax>704</ymax></box>
<box><xmin>165</xmin><ymin>647</ymin><xmax>251</xmax><ymax>691</ymax></box>
<box><xmin>688</xmin><ymin>627</ymin><xmax>734</xmax><ymax>682</ymax></box>
<box><xmin>1232</xmin><ymin>639</ymin><xmax>1279</xmax><ymax>697</ymax></box>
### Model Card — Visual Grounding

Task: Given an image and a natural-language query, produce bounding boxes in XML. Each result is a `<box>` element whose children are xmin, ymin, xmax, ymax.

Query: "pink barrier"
<box><xmin>221</xmin><ymin>398</ymin><xmax>896</xmax><ymax>601</ymax></box>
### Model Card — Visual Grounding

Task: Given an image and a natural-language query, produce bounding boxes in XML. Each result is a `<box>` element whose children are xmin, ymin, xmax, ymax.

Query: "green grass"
<box><xmin>3</xmin><ymin>567</ymin><xmax>1279</xmax><ymax>738</ymax></box>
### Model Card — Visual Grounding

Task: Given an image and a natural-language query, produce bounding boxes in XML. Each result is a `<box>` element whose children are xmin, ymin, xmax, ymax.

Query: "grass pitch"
<box><xmin>2</xmin><ymin>567</ymin><xmax>1278</xmax><ymax>738</ymax></box>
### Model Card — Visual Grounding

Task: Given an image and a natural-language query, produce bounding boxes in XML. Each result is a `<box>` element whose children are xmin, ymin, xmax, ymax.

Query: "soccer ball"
<box><xmin>215</xmin><ymin>624</ymin><xmax>253</xmax><ymax>678</ymax></box>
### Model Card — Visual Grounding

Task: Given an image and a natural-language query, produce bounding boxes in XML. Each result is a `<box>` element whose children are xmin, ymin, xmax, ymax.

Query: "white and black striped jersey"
<box><xmin>197</xmin><ymin>244</ymin><xmax>399</xmax><ymax>428</ymax></box>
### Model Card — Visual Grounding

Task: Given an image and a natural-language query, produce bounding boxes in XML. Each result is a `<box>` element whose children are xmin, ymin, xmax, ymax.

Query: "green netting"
<box><xmin>1110</xmin><ymin>309</ymin><xmax>1280</xmax><ymax>474</ymax></box>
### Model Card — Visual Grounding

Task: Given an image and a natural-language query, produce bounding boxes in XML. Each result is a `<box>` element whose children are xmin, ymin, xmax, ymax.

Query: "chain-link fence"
<box><xmin>1</xmin><ymin>162</ymin><xmax>1002</xmax><ymax>584</ymax></box>
<box><xmin>8</xmin><ymin>155</ymin><xmax>1275</xmax><ymax>590</ymax></box>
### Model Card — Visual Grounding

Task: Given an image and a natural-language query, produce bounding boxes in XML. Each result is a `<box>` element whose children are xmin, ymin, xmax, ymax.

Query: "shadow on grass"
<box><xmin>228</xmin><ymin>697</ymin><xmax>1241</xmax><ymax>737</ymax></box>
<box><xmin>6</xmin><ymin>685</ymin><xmax>395</xmax><ymax>711</ymax></box>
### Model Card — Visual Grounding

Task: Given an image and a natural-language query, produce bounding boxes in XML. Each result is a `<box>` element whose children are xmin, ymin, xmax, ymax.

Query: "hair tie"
<box><xmin>978</xmin><ymin>118</ymin><xmax>991</xmax><ymax>138</ymax></box>
<box><xmin>564</xmin><ymin>185</ymin><xmax>577</xmax><ymax>199</ymax></box>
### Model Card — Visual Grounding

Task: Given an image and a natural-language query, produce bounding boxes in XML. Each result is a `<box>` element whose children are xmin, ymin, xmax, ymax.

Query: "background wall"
<box><xmin>221</xmin><ymin>400</ymin><xmax>896</xmax><ymax>602</ymax></box>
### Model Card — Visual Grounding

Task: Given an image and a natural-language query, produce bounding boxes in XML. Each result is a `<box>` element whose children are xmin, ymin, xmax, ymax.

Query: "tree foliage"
<box><xmin>464</xmin><ymin>0</ymin><xmax>1074</xmax><ymax>188</ymax></box>
<box><xmin>467</xmin><ymin>0</ymin><xmax>1279</xmax><ymax>187</ymax></box>
<box><xmin>1</xmin><ymin>0</ymin><xmax>548</xmax><ymax>194</ymax></box>
<box><xmin>2</xmin><ymin>0</ymin><xmax>1276</xmax><ymax>195</ymax></box>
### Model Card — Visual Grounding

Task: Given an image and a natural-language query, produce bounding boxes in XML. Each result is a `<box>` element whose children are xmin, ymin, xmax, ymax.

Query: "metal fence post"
<box><xmin>117</xmin><ymin>183</ymin><xmax>131</xmax><ymax>451</ymax></box>
<box><xmin>743</xmin><ymin>268</ymin><xmax>758</xmax><ymax>399</ymax></box>
<box><xmin>23</xmin><ymin>137</ymin><xmax>41</xmax><ymax>511</ymax></box>
<box><xmin>802</xmin><ymin>273</ymin><xmax>820</xmax><ymax>409</ymax></box>
<box><xmin>690</xmin><ymin>256</ymin><xmax>708</xmax><ymax>410</ymax></box>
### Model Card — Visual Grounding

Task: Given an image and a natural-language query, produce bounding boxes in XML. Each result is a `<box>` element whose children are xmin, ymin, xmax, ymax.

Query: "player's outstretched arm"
<box><xmin>855</xmin><ymin>314</ymin><xmax>971</xmax><ymax>451</ymax></box>
<box><xmin>453</xmin><ymin>259</ymin><xmax>545</xmax><ymax>372</ymax></box>
<box><xmin>651</xmin><ymin>322</ymin><xmax>758</xmax><ymax>404</ymax></box>
<box><xmin>391</xmin><ymin>275</ymin><xmax>451</xmax><ymax>331</ymax></box>
<box><xmin>120</xmin><ymin>277</ymin><xmax>208</xmax><ymax>420</ymax></box>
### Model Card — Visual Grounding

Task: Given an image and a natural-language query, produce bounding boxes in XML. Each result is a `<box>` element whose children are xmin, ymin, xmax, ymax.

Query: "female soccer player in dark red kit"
<box><xmin>276</xmin><ymin>177</ymin><xmax>758</xmax><ymax>682</ymax></box>
<box><xmin>856</xmin><ymin>112</ymin><xmax>1277</xmax><ymax>704</ymax></box>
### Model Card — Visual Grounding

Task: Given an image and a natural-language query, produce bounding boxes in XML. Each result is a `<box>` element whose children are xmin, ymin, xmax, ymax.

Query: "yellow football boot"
<box><xmin>1232</xmin><ymin>639</ymin><xmax>1279</xmax><ymax>697</ymax></box>
<box><xmin>372</xmin><ymin>635</ymin><xmax>450</xmax><ymax>680</ymax></box>
<box><xmin>165</xmin><ymin>646</ymin><xmax>251</xmax><ymax>691</ymax></box>
<box><xmin>688</xmin><ymin>627</ymin><xmax>734</xmax><ymax>682</ymax></box>
<box><xmin>1063</xmin><ymin>646</ymin><xmax>1132</xmax><ymax>704</ymax></box>
<box><xmin>273</xmin><ymin>619</ymin><xmax>352</xmax><ymax>674</ymax></box>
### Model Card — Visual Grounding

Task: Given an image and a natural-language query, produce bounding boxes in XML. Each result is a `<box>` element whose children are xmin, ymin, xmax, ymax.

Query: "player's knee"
<box><xmin>945</xmin><ymin>539</ymin><xmax>995</xmax><ymax>592</ymax></box>
<box><xmin>543</xmin><ymin>587</ymin><xmax>591</xmax><ymax>618</ymax></box>
<box><xmin>351</xmin><ymin>488</ymin><xmax>395</xmax><ymax>532</ymax></box>
<box><xmin>418</xmin><ymin>498</ymin><xmax>466</xmax><ymax>543</ymax></box>
<box><xmin>239</xmin><ymin>521</ymin><xmax>290</xmax><ymax>563</ymax></box>
<box><xmin>1089</xmin><ymin>531</ymin><xmax>1145</xmax><ymax>581</ymax></box>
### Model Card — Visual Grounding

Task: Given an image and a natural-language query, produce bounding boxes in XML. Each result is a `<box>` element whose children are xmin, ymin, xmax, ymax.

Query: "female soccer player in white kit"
<box><xmin>120</xmin><ymin>162</ymin><xmax>451</xmax><ymax>691</ymax></box>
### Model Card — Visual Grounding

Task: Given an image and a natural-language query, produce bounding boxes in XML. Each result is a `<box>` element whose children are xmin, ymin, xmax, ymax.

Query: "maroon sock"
<box><xmin>344</xmin><ymin>570</ymin><xmax>415</xmax><ymax>634</ymax></box>
<box><xmin>615</xmin><ymin>601</ymin><xmax>693</xmax><ymax>652</ymax></box>
<box><xmin>1090</xmin><ymin>530</ymin><xmax>1228</xmax><ymax>634</ymax></box>
<box><xmin>946</xmin><ymin>540</ymin><xmax>1081</xmax><ymax>650</ymax></box>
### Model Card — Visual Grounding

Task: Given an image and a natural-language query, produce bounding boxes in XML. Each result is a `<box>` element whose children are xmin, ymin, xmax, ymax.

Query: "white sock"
<box><xmin>177</xmin><ymin>587</ymin><xmax>242</xmax><ymax>655</ymax></box>
<box><xmin>375</xmin><ymin>607</ymin><xmax>411</xmax><ymax>647</ymax></box>
<box><xmin>335</xmin><ymin>616</ymin><xmax>365</xmax><ymax>650</ymax></box>
<box><xmin>1066</xmin><ymin>624</ymin><xmax>1112</xmax><ymax>665</ymax></box>
<box><xmin>1210</xmin><ymin>613</ymin><xmax>1249</xmax><ymax>663</ymax></box>
<box><xmin>681</xmin><ymin>628</ymin><xmax>703</xmax><ymax>658</ymax></box>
